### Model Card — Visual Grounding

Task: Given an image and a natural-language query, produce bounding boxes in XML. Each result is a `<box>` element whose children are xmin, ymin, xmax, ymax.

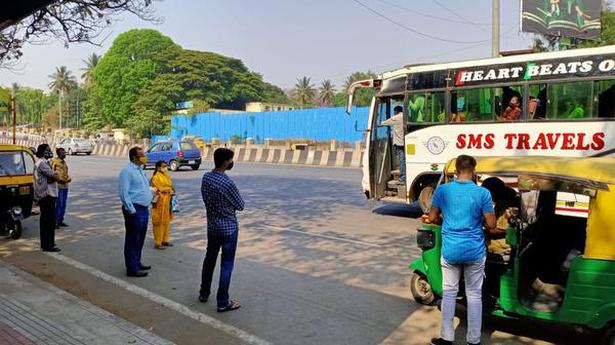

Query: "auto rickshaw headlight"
<box><xmin>12</xmin><ymin>206</ymin><xmax>22</xmax><ymax>215</ymax></box>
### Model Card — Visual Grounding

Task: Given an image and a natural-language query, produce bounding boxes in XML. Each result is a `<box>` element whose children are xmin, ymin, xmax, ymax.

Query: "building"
<box><xmin>245</xmin><ymin>102</ymin><xmax>294</xmax><ymax>112</ymax></box>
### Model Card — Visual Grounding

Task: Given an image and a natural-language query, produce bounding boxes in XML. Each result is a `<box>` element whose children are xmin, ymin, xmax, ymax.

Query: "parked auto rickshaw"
<box><xmin>0</xmin><ymin>144</ymin><xmax>35</xmax><ymax>239</ymax></box>
<box><xmin>409</xmin><ymin>156</ymin><xmax>615</xmax><ymax>344</ymax></box>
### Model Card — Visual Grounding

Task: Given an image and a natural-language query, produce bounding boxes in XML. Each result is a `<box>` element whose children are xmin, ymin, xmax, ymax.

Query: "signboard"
<box><xmin>454</xmin><ymin>53</ymin><xmax>615</xmax><ymax>87</ymax></box>
<box><xmin>521</xmin><ymin>0</ymin><xmax>601</xmax><ymax>39</ymax></box>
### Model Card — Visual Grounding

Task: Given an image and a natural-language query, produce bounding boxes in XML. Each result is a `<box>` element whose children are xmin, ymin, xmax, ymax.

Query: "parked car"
<box><xmin>145</xmin><ymin>140</ymin><xmax>201</xmax><ymax>171</ymax></box>
<box><xmin>56</xmin><ymin>137</ymin><xmax>93</xmax><ymax>155</ymax></box>
<box><xmin>181</xmin><ymin>135</ymin><xmax>206</xmax><ymax>149</ymax></box>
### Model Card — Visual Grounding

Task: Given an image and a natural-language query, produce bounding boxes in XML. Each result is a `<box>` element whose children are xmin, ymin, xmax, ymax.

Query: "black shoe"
<box><xmin>42</xmin><ymin>247</ymin><xmax>61</xmax><ymax>252</ymax></box>
<box><xmin>198</xmin><ymin>295</ymin><xmax>208</xmax><ymax>303</ymax></box>
<box><xmin>430</xmin><ymin>338</ymin><xmax>453</xmax><ymax>345</ymax></box>
<box><xmin>58</xmin><ymin>222</ymin><xmax>69</xmax><ymax>227</ymax></box>
<box><xmin>126</xmin><ymin>271</ymin><xmax>148</xmax><ymax>277</ymax></box>
<box><xmin>139</xmin><ymin>264</ymin><xmax>151</xmax><ymax>270</ymax></box>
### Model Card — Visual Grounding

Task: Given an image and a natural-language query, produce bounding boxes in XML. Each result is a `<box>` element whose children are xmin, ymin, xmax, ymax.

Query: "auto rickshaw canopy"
<box><xmin>444</xmin><ymin>156</ymin><xmax>615</xmax><ymax>261</ymax></box>
<box><xmin>444</xmin><ymin>156</ymin><xmax>615</xmax><ymax>186</ymax></box>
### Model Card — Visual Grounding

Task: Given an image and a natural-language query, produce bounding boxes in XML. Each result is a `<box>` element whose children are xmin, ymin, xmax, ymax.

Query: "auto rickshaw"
<box><xmin>181</xmin><ymin>135</ymin><xmax>206</xmax><ymax>149</ymax></box>
<box><xmin>409</xmin><ymin>156</ymin><xmax>615</xmax><ymax>344</ymax></box>
<box><xmin>0</xmin><ymin>144</ymin><xmax>35</xmax><ymax>239</ymax></box>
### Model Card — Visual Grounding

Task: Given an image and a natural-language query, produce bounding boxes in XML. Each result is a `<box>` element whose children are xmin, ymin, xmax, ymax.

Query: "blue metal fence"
<box><xmin>170</xmin><ymin>107</ymin><xmax>370</xmax><ymax>143</ymax></box>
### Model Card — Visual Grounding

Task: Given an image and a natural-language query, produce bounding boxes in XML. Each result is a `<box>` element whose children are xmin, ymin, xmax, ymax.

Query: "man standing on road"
<box><xmin>428</xmin><ymin>155</ymin><xmax>496</xmax><ymax>345</ymax></box>
<box><xmin>381</xmin><ymin>105</ymin><xmax>405</xmax><ymax>182</ymax></box>
<box><xmin>119</xmin><ymin>147</ymin><xmax>153</xmax><ymax>278</ymax></box>
<box><xmin>34</xmin><ymin>144</ymin><xmax>69</xmax><ymax>252</ymax></box>
<box><xmin>199</xmin><ymin>148</ymin><xmax>244</xmax><ymax>312</ymax></box>
<box><xmin>51</xmin><ymin>148</ymin><xmax>71</xmax><ymax>229</ymax></box>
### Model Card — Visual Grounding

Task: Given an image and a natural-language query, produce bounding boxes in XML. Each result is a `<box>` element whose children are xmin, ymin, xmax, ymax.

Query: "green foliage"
<box><xmin>330</xmin><ymin>70</ymin><xmax>378</xmax><ymax>107</ymax></box>
<box><xmin>81</xmin><ymin>53</ymin><xmax>101</xmax><ymax>85</ymax></box>
<box><xmin>580</xmin><ymin>10</ymin><xmax>615</xmax><ymax>47</ymax></box>
<box><xmin>293</xmin><ymin>76</ymin><xmax>316</xmax><ymax>106</ymax></box>
<box><xmin>186</xmin><ymin>99</ymin><xmax>210</xmax><ymax>115</ymax></box>
<box><xmin>318</xmin><ymin>80</ymin><xmax>336</xmax><ymax>106</ymax></box>
<box><xmin>261</xmin><ymin>83</ymin><xmax>289</xmax><ymax>104</ymax></box>
<box><xmin>84</xmin><ymin>29</ymin><xmax>181</xmax><ymax>130</ymax></box>
<box><xmin>14</xmin><ymin>88</ymin><xmax>55</xmax><ymax>125</ymax></box>
<box><xmin>48</xmin><ymin>66</ymin><xmax>77</xmax><ymax>95</ymax></box>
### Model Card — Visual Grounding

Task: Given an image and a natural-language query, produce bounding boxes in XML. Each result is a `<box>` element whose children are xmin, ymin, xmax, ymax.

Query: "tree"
<box><xmin>84</xmin><ymin>29</ymin><xmax>181</xmax><ymax>130</ymax></box>
<box><xmin>0</xmin><ymin>0</ymin><xmax>158</xmax><ymax>67</ymax></box>
<box><xmin>318</xmin><ymin>80</ymin><xmax>336</xmax><ymax>106</ymax></box>
<box><xmin>14</xmin><ymin>88</ymin><xmax>54</xmax><ymax>126</ymax></box>
<box><xmin>262</xmin><ymin>83</ymin><xmax>289</xmax><ymax>104</ymax></box>
<box><xmin>293</xmin><ymin>77</ymin><xmax>315</xmax><ymax>106</ymax></box>
<box><xmin>81</xmin><ymin>53</ymin><xmax>101</xmax><ymax>85</ymax></box>
<box><xmin>48</xmin><ymin>65</ymin><xmax>77</xmax><ymax>128</ymax></box>
<box><xmin>332</xmin><ymin>71</ymin><xmax>378</xmax><ymax>107</ymax></box>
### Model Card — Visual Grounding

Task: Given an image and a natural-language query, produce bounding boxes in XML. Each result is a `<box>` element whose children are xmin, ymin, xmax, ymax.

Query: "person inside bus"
<box><xmin>528</xmin><ymin>96</ymin><xmax>540</xmax><ymax>119</ymax></box>
<box><xmin>498</xmin><ymin>95</ymin><xmax>522</xmax><ymax>121</ymax></box>
<box><xmin>381</xmin><ymin>105</ymin><xmax>405</xmax><ymax>182</ymax></box>
<box><xmin>408</xmin><ymin>95</ymin><xmax>425</xmax><ymax>122</ymax></box>
<box><xmin>566</xmin><ymin>99</ymin><xmax>585</xmax><ymax>119</ymax></box>
<box><xmin>450</xmin><ymin>95</ymin><xmax>466</xmax><ymax>122</ymax></box>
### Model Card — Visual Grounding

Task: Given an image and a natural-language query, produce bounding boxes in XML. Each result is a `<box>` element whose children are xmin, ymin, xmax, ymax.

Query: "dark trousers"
<box><xmin>39</xmin><ymin>196</ymin><xmax>57</xmax><ymax>250</ymax></box>
<box><xmin>55</xmin><ymin>188</ymin><xmax>68</xmax><ymax>224</ymax></box>
<box><xmin>200</xmin><ymin>231</ymin><xmax>238</xmax><ymax>308</ymax></box>
<box><xmin>122</xmin><ymin>205</ymin><xmax>149</xmax><ymax>273</ymax></box>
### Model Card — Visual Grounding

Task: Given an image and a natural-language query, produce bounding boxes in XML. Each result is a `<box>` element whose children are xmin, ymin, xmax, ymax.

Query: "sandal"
<box><xmin>162</xmin><ymin>242</ymin><xmax>174</xmax><ymax>247</ymax></box>
<box><xmin>217</xmin><ymin>300</ymin><xmax>241</xmax><ymax>312</ymax></box>
<box><xmin>154</xmin><ymin>245</ymin><xmax>166</xmax><ymax>250</ymax></box>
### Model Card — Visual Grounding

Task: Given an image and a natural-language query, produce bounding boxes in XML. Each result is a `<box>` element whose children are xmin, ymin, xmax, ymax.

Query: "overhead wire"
<box><xmin>431</xmin><ymin>0</ymin><xmax>492</xmax><ymax>33</ymax></box>
<box><xmin>374</xmin><ymin>0</ymin><xmax>493</xmax><ymax>26</ymax></box>
<box><xmin>350</xmin><ymin>0</ymin><xmax>490</xmax><ymax>44</ymax></box>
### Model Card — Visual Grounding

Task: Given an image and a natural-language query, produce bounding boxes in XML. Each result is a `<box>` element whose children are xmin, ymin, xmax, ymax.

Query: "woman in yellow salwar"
<box><xmin>151</xmin><ymin>161</ymin><xmax>174</xmax><ymax>250</ymax></box>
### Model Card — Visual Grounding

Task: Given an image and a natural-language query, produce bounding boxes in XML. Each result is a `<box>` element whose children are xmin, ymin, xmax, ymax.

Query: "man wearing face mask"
<box><xmin>34</xmin><ymin>144</ymin><xmax>70</xmax><ymax>252</ymax></box>
<box><xmin>199</xmin><ymin>148</ymin><xmax>244</xmax><ymax>312</ymax></box>
<box><xmin>119</xmin><ymin>147</ymin><xmax>153</xmax><ymax>277</ymax></box>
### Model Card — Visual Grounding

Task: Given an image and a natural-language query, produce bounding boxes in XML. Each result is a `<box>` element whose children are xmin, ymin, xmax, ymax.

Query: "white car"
<box><xmin>57</xmin><ymin>137</ymin><xmax>93</xmax><ymax>156</ymax></box>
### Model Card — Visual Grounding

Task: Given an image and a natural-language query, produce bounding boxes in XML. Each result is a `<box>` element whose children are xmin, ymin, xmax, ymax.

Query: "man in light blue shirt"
<box><xmin>428</xmin><ymin>155</ymin><xmax>496</xmax><ymax>345</ymax></box>
<box><xmin>119</xmin><ymin>147</ymin><xmax>153</xmax><ymax>277</ymax></box>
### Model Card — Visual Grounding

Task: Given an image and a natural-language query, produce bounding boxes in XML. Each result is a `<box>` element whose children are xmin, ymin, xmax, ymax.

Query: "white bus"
<box><xmin>346</xmin><ymin>46</ymin><xmax>615</xmax><ymax>210</ymax></box>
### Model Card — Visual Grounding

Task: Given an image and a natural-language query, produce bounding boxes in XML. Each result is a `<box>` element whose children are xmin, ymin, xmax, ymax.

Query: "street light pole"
<box><xmin>492</xmin><ymin>0</ymin><xmax>500</xmax><ymax>57</ymax></box>
<box><xmin>11</xmin><ymin>88</ymin><xmax>16</xmax><ymax>145</ymax></box>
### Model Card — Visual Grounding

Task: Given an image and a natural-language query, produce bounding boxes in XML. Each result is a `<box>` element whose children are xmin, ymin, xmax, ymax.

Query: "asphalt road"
<box><xmin>0</xmin><ymin>156</ymin><xmax>597</xmax><ymax>345</ymax></box>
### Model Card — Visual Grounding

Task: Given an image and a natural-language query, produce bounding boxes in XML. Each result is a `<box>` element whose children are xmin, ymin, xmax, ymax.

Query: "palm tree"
<box><xmin>293</xmin><ymin>76</ymin><xmax>315</xmax><ymax>106</ymax></box>
<box><xmin>318</xmin><ymin>80</ymin><xmax>336</xmax><ymax>106</ymax></box>
<box><xmin>81</xmin><ymin>53</ymin><xmax>100</xmax><ymax>84</ymax></box>
<box><xmin>49</xmin><ymin>66</ymin><xmax>77</xmax><ymax>129</ymax></box>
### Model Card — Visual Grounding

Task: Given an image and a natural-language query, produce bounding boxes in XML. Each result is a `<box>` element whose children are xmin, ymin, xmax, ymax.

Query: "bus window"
<box><xmin>529</xmin><ymin>84</ymin><xmax>547</xmax><ymax>120</ymax></box>
<box><xmin>546</xmin><ymin>81</ymin><xmax>594</xmax><ymax>120</ymax></box>
<box><xmin>450</xmin><ymin>88</ymin><xmax>495</xmax><ymax>122</ymax></box>
<box><xmin>408</xmin><ymin>92</ymin><xmax>445</xmax><ymax>123</ymax></box>
<box><xmin>596</xmin><ymin>79</ymin><xmax>615</xmax><ymax>118</ymax></box>
<box><xmin>495</xmin><ymin>86</ymin><xmax>523</xmax><ymax>121</ymax></box>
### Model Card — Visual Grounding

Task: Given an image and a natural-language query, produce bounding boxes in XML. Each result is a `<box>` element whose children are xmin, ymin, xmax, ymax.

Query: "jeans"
<box><xmin>122</xmin><ymin>205</ymin><xmax>149</xmax><ymax>273</ymax></box>
<box><xmin>440</xmin><ymin>255</ymin><xmax>486</xmax><ymax>344</ymax></box>
<box><xmin>394</xmin><ymin>145</ymin><xmax>405</xmax><ymax>182</ymax></box>
<box><xmin>39</xmin><ymin>196</ymin><xmax>57</xmax><ymax>250</ymax></box>
<box><xmin>200</xmin><ymin>231</ymin><xmax>238</xmax><ymax>308</ymax></box>
<box><xmin>55</xmin><ymin>188</ymin><xmax>68</xmax><ymax>224</ymax></box>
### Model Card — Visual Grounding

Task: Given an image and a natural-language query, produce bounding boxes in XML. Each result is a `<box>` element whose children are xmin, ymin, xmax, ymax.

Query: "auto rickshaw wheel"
<box><xmin>601</xmin><ymin>323</ymin><xmax>615</xmax><ymax>345</ymax></box>
<box><xmin>410</xmin><ymin>272</ymin><xmax>436</xmax><ymax>305</ymax></box>
<box><xmin>9</xmin><ymin>220</ymin><xmax>22</xmax><ymax>240</ymax></box>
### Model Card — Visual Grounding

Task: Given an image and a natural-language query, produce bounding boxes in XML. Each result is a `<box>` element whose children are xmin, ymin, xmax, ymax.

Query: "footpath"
<box><xmin>0</xmin><ymin>260</ymin><xmax>174</xmax><ymax>345</ymax></box>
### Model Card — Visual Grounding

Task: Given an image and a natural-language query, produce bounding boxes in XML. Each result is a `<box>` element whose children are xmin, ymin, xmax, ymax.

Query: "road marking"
<box><xmin>258</xmin><ymin>224</ymin><xmax>380</xmax><ymax>248</ymax></box>
<box><xmin>45</xmin><ymin>253</ymin><xmax>273</xmax><ymax>345</ymax></box>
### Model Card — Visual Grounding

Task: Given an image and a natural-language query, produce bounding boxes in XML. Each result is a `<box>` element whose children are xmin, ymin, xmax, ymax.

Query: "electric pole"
<box><xmin>11</xmin><ymin>87</ymin><xmax>16</xmax><ymax>145</ymax></box>
<box><xmin>492</xmin><ymin>0</ymin><xmax>500</xmax><ymax>57</ymax></box>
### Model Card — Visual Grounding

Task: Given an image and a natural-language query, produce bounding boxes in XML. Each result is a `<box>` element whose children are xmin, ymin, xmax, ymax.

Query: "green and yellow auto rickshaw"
<box><xmin>410</xmin><ymin>156</ymin><xmax>615</xmax><ymax>344</ymax></box>
<box><xmin>0</xmin><ymin>144</ymin><xmax>35</xmax><ymax>239</ymax></box>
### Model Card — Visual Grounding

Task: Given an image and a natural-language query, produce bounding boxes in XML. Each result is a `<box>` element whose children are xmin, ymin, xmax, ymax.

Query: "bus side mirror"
<box><xmin>346</xmin><ymin>94</ymin><xmax>354</xmax><ymax>115</ymax></box>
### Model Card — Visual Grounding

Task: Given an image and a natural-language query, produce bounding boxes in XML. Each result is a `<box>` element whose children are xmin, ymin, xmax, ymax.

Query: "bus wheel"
<box><xmin>418</xmin><ymin>185</ymin><xmax>435</xmax><ymax>214</ymax></box>
<box><xmin>410</xmin><ymin>272</ymin><xmax>435</xmax><ymax>305</ymax></box>
<box><xmin>601</xmin><ymin>323</ymin><xmax>615</xmax><ymax>345</ymax></box>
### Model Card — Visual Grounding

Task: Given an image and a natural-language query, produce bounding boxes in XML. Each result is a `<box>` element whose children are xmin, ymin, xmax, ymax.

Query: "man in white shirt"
<box><xmin>381</xmin><ymin>105</ymin><xmax>405</xmax><ymax>182</ymax></box>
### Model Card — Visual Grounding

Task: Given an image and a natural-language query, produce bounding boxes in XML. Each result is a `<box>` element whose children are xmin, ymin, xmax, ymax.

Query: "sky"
<box><xmin>0</xmin><ymin>0</ymin><xmax>540</xmax><ymax>91</ymax></box>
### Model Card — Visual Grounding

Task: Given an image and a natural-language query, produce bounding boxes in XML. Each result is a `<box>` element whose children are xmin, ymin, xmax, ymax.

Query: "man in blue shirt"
<box><xmin>199</xmin><ymin>148</ymin><xmax>244</xmax><ymax>312</ymax></box>
<box><xmin>119</xmin><ymin>147</ymin><xmax>153</xmax><ymax>277</ymax></box>
<box><xmin>428</xmin><ymin>155</ymin><xmax>496</xmax><ymax>345</ymax></box>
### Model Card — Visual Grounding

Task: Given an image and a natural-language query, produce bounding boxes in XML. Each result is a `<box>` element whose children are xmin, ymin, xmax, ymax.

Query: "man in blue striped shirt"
<box><xmin>199</xmin><ymin>148</ymin><xmax>244</xmax><ymax>312</ymax></box>
<box><xmin>428</xmin><ymin>155</ymin><xmax>496</xmax><ymax>345</ymax></box>
<box><xmin>119</xmin><ymin>147</ymin><xmax>153</xmax><ymax>278</ymax></box>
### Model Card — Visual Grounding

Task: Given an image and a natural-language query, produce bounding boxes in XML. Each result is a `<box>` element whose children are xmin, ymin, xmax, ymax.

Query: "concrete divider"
<box><xmin>0</xmin><ymin>136</ymin><xmax>365</xmax><ymax>168</ymax></box>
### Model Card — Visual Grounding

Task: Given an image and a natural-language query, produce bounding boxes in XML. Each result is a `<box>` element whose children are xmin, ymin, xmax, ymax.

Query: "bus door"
<box><xmin>370</xmin><ymin>98</ymin><xmax>392</xmax><ymax>200</ymax></box>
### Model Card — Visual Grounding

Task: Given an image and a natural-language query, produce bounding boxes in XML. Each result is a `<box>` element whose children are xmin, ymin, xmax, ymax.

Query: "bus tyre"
<box><xmin>601</xmin><ymin>323</ymin><xmax>615</xmax><ymax>345</ymax></box>
<box><xmin>418</xmin><ymin>185</ymin><xmax>435</xmax><ymax>214</ymax></box>
<box><xmin>169</xmin><ymin>160</ymin><xmax>179</xmax><ymax>171</ymax></box>
<box><xmin>410</xmin><ymin>272</ymin><xmax>435</xmax><ymax>305</ymax></box>
<box><xmin>9</xmin><ymin>220</ymin><xmax>22</xmax><ymax>240</ymax></box>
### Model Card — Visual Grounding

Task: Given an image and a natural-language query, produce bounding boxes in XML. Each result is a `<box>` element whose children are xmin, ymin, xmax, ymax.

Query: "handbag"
<box><xmin>170</xmin><ymin>194</ymin><xmax>180</xmax><ymax>213</ymax></box>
